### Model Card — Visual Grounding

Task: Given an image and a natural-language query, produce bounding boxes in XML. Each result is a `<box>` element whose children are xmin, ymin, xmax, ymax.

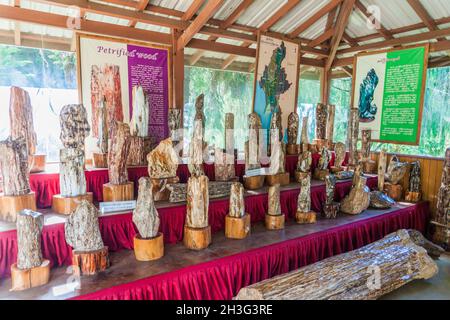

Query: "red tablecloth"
<box><xmin>72</xmin><ymin>201</ymin><xmax>430</xmax><ymax>300</ymax></box>
<box><xmin>0</xmin><ymin>176</ymin><xmax>376</xmax><ymax>280</ymax></box>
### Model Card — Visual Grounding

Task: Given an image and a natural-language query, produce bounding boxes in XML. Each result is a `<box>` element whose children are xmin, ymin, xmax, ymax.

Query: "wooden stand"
<box><xmin>133</xmin><ymin>233</ymin><xmax>164</xmax><ymax>261</ymax></box>
<box><xmin>296</xmin><ymin>211</ymin><xmax>317</xmax><ymax>224</ymax></box>
<box><xmin>287</xmin><ymin>144</ymin><xmax>299</xmax><ymax>155</ymax></box>
<box><xmin>313</xmin><ymin>169</ymin><xmax>329</xmax><ymax>181</ymax></box>
<box><xmin>294</xmin><ymin>171</ymin><xmax>310</xmax><ymax>183</ymax></box>
<box><xmin>225</xmin><ymin>214</ymin><xmax>251</xmax><ymax>239</ymax></box>
<box><xmin>323</xmin><ymin>203</ymin><xmax>339</xmax><ymax>219</ymax></box>
<box><xmin>29</xmin><ymin>154</ymin><xmax>46</xmax><ymax>173</ymax></box>
<box><xmin>52</xmin><ymin>193</ymin><xmax>93</xmax><ymax>215</ymax></box>
<box><xmin>313</xmin><ymin>139</ymin><xmax>328</xmax><ymax>150</ymax></box>
<box><xmin>151</xmin><ymin>177</ymin><xmax>180</xmax><ymax>201</ymax></box>
<box><xmin>243</xmin><ymin>175</ymin><xmax>265</xmax><ymax>190</ymax></box>
<box><xmin>0</xmin><ymin>192</ymin><xmax>36</xmax><ymax>222</ymax></box>
<box><xmin>362</xmin><ymin>160</ymin><xmax>377</xmax><ymax>174</ymax></box>
<box><xmin>92</xmin><ymin>153</ymin><xmax>108</xmax><ymax>168</ymax></box>
<box><xmin>72</xmin><ymin>247</ymin><xmax>110</xmax><ymax>276</ymax></box>
<box><xmin>10</xmin><ymin>260</ymin><xmax>50</xmax><ymax>291</ymax></box>
<box><xmin>103</xmin><ymin>182</ymin><xmax>134</xmax><ymax>202</ymax></box>
<box><xmin>265</xmin><ymin>214</ymin><xmax>285</xmax><ymax>230</ymax></box>
<box><xmin>405</xmin><ymin>191</ymin><xmax>421</xmax><ymax>203</ymax></box>
<box><xmin>183</xmin><ymin>225</ymin><xmax>211</xmax><ymax>250</ymax></box>
<box><xmin>266</xmin><ymin>172</ymin><xmax>290</xmax><ymax>186</ymax></box>
<box><xmin>384</xmin><ymin>183</ymin><xmax>403</xmax><ymax>201</ymax></box>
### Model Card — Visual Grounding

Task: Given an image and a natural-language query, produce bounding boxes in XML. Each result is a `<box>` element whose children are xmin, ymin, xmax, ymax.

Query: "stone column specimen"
<box><xmin>60</xmin><ymin>148</ymin><xmax>86</xmax><ymax>197</ymax></box>
<box><xmin>296</xmin><ymin>150</ymin><xmax>312</xmax><ymax>173</ymax></box>
<box><xmin>409</xmin><ymin>161</ymin><xmax>421</xmax><ymax>193</ymax></box>
<box><xmin>133</xmin><ymin>177</ymin><xmax>160</xmax><ymax>239</ymax></box>
<box><xmin>297</xmin><ymin>176</ymin><xmax>312</xmax><ymax>214</ymax></box>
<box><xmin>188</xmin><ymin>118</ymin><xmax>205</xmax><ymax>176</ymax></box>
<box><xmin>245</xmin><ymin>113</ymin><xmax>262</xmax><ymax>171</ymax></box>
<box><xmin>348</xmin><ymin>108</ymin><xmax>359</xmax><ymax>167</ymax></box>
<box><xmin>97</xmin><ymin>98</ymin><xmax>108</xmax><ymax>154</ymax></box>
<box><xmin>130</xmin><ymin>85</ymin><xmax>149</xmax><ymax>137</ymax></box>
<box><xmin>65</xmin><ymin>200</ymin><xmax>104</xmax><ymax>252</ymax></box>
<box><xmin>225</xmin><ymin>113</ymin><xmax>235</xmax><ymax>154</ymax></box>
<box><xmin>235</xmin><ymin>230</ymin><xmax>438</xmax><ymax>300</ymax></box>
<box><xmin>287</xmin><ymin>112</ymin><xmax>299</xmax><ymax>145</ymax></box>
<box><xmin>0</xmin><ymin>137</ymin><xmax>30</xmax><ymax>196</ymax></box>
<box><xmin>60</xmin><ymin>104</ymin><xmax>90</xmax><ymax>150</ymax></box>
<box><xmin>315</xmin><ymin>103</ymin><xmax>327</xmax><ymax>140</ymax></box>
<box><xmin>300</xmin><ymin>116</ymin><xmax>309</xmax><ymax>145</ymax></box>
<box><xmin>229</xmin><ymin>182</ymin><xmax>245</xmax><ymax>218</ymax></box>
<box><xmin>16</xmin><ymin>209</ymin><xmax>44</xmax><ymax>270</ymax></box>
<box><xmin>268</xmin><ymin>184</ymin><xmax>281</xmax><ymax>216</ymax></box>
<box><xmin>147</xmin><ymin>138</ymin><xmax>179</xmax><ymax>179</ymax></box>
<box><xmin>326</xmin><ymin>104</ymin><xmax>335</xmax><ymax>142</ymax></box>
<box><xmin>378</xmin><ymin>149</ymin><xmax>387</xmax><ymax>191</ymax></box>
<box><xmin>186</xmin><ymin>175</ymin><xmax>209</xmax><ymax>229</ymax></box>
<box><xmin>9</xmin><ymin>86</ymin><xmax>37</xmax><ymax>157</ymax></box>
<box><xmin>385</xmin><ymin>155</ymin><xmax>408</xmax><ymax>185</ymax></box>
<box><xmin>168</xmin><ymin>108</ymin><xmax>182</xmax><ymax>143</ymax></box>
<box><xmin>433</xmin><ymin>147</ymin><xmax>450</xmax><ymax>246</ymax></box>
<box><xmin>334</xmin><ymin>142</ymin><xmax>346</xmax><ymax>169</ymax></box>
<box><xmin>340</xmin><ymin>176</ymin><xmax>370</xmax><ymax>215</ymax></box>
<box><xmin>108</xmin><ymin>121</ymin><xmax>131</xmax><ymax>185</ymax></box>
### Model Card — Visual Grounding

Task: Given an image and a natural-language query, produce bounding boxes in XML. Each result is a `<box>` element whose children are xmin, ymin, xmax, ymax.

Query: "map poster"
<box><xmin>77</xmin><ymin>34</ymin><xmax>171</xmax><ymax>155</ymax></box>
<box><xmin>352</xmin><ymin>45</ymin><xmax>428</xmax><ymax>145</ymax></box>
<box><xmin>252</xmin><ymin>33</ymin><xmax>300</xmax><ymax>142</ymax></box>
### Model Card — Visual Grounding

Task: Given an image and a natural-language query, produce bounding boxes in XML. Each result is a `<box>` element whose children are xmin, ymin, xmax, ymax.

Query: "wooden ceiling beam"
<box><xmin>221</xmin><ymin>0</ymin><xmax>254</xmax><ymax>28</ymax></box>
<box><xmin>182</xmin><ymin>0</ymin><xmax>206</xmax><ymax>21</ymax></box>
<box><xmin>407</xmin><ymin>0</ymin><xmax>446</xmax><ymax>41</ymax></box>
<box><xmin>309</xmin><ymin>28</ymin><xmax>335</xmax><ymax>48</ymax></box>
<box><xmin>187</xmin><ymin>38</ymin><xmax>255</xmax><ymax>57</ymax></box>
<box><xmin>354</xmin><ymin>0</ymin><xmax>393</xmax><ymax>40</ymax></box>
<box><xmin>221</xmin><ymin>54</ymin><xmax>238</xmax><ymax>69</ymax></box>
<box><xmin>128</xmin><ymin>0</ymin><xmax>150</xmax><ymax>27</ymax></box>
<box><xmin>189</xmin><ymin>50</ymin><xmax>206</xmax><ymax>66</ymax></box>
<box><xmin>259</xmin><ymin>0</ymin><xmax>303</xmax><ymax>32</ymax></box>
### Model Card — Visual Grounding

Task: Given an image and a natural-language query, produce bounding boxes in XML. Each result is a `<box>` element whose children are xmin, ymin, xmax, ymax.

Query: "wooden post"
<box><xmin>320</xmin><ymin>68</ymin><xmax>331</xmax><ymax>105</ymax></box>
<box><xmin>173</xmin><ymin>29</ymin><xmax>185</xmax><ymax>110</ymax></box>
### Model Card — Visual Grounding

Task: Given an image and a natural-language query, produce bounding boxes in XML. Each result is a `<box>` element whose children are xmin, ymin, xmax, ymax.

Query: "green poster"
<box><xmin>379</xmin><ymin>47</ymin><xmax>426</xmax><ymax>143</ymax></box>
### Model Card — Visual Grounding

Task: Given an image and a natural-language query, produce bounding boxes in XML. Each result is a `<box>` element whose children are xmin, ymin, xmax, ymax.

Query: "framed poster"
<box><xmin>76</xmin><ymin>33</ymin><xmax>171</xmax><ymax>155</ymax></box>
<box><xmin>351</xmin><ymin>44</ymin><xmax>429</xmax><ymax>145</ymax></box>
<box><xmin>252</xmin><ymin>33</ymin><xmax>300</xmax><ymax>140</ymax></box>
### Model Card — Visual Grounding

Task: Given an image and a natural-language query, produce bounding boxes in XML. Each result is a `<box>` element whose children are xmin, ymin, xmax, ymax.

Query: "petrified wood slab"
<box><xmin>0</xmin><ymin>192</ymin><xmax>36</xmax><ymax>223</ymax></box>
<box><xmin>60</xmin><ymin>104</ymin><xmax>90</xmax><ymax>150</ymax></box>
<box><xmin>235</xmin><ymin>230</ymin><xmax>438</xmax><ymax>300</ymax></box>
<box><xmin>229</xmin><ymin>182</ymin><xmax>245</xmax><ymax>218</ymax></box>
<box><xmin>225</xmin><ymin>214</ymin><xmax>251</xmax><ymax>240</ymax></box>
<box><xmin>186</xmin><ymin>175</ymin><xmax>209</xmax><ymax>229</ymax></box>
<box><xmin>127</xmin><ymin>136</ymin><xmax>146</xmax><ymax>166</ymax></box>
<box><xmin>10</xmin><ymin>259</ymin><xmax>50</xmax><ymax>291</ymax></box>
<box><xmin>0</xmin><ymin>137</ymin><xmax>30</xmax><ymax>196</ymax></box>
<box><xmin>167</xmin><ymin>181</ymin><xmax>233</xmax><ymax>203</ymax></box>
<box><xmin>108</xmin><ymin>121</ymin><xmax>131</xmax><ymax>185</ymax></box>
<box><xmin>183</xmin><ymin>225</ymin><xmax>211</xmax><ymax>250</ymax></box>
<box><xmin>72</xmin><ymin>247</ymin><xmax>110</xmax><ymax>276</ymax></box>
<box><xmin>16</xmin><ymin>209</ymin><xmax>44</xmax><ymax>270</ymax></box>
<box><xmin>133</xmin><ymin>177</ymin><xmax>160</xmax><ymax>239</ymax></box>
<box><xmin>133</xmin><ymin>233</ymin><xmax>164</xmax><ymax>261</ymax></box>
<box><xmin>103</xmin><ymin>182</ymin><xmax>134</xmax><ymax>202</ymax></box>
<box><xmin>52</xmin><ymin>193</ymin><xmax>94</xmax><ymax>215</ymax></box>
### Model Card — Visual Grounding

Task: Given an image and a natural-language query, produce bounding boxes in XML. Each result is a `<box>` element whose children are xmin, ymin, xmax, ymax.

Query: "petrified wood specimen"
<box><xmin>269</xmin><ymin>112</ymin><xmax>283</xmax><ymax>155</ymax></box>
<box><xmin>168</xmin><ymin>108</ymin><xmax>182</xmax><ymax>142</ymax></box>
<box><xmin>147</xmin><ymin>138</ymin><xmax>179</xmax><ymax>179</ymax></box>
<box><xmin>340</xmin><ymin>176</ymin><xmax>370</xmax><ymax>215</ymax></box>
<box><xmin>16</xmin><ymin>209</ymin><xmax>44</xmax><ymax>270</ymax></box>
<box><xmin>215</xmin><ymin>148</ymin><xmax>235</xmax><ymax>181</ymax></box>
<box><xmin>385</xmin><ymin>155</ymin><xmax>408</xmax><ymax>185</ymax></box>
<box><xmin>133</xmin><ymin>177</ymin><xmax>160</xmax><ymax>239</ymax></box>
<box><xmin>127</xmin><ymin>136</ymin><xmax>146</xmax><ymax>166</ymax></box>
<box><xmin>333</xmin><ymin>142</ymin><xmax>346</xmax><ymax>170</ymax></box>
<box><xmin>235</xmin><ymin>229</ymin><xmax>438</xmax><ymax>300</ymax></box>
<box><xmin>186</xmin><ymin>175</ymin><xmax>209</xmax><ymax>229</ymax></box>
<box><xmin>108</xmin><ymin>121</ymin><xmax>131</xmax><ymax>185</ymax></box>
<box><xmin>60</xmin><ymin>104</ymin><xmax>90</xmax><ymax>150</ymax></box>
<box><xmin>317</xmin><ymin>147</ymin><xmax>331</xmax><ymax>170</ymax></box>
<box><xmin>315</xmin><ymin>103</ymin><xmax>327</xmax><ymax>140</ymax></box>
<box><xmin>296</xmin><ymin>151</ymin><xmax>312</xmax><ymax>173</ymax></box>
<box><xmin>188</xmin><ymin>118</ymin><xmax>205</xmax><ymax>176</ymax></box>
<box><xmin>268</xmin><ymin>184</ymin><xmax>281</xmax><ymax>216</ymax></box>
<box><xmin>194</xmin><ymin>94</ymin><xmax>206</xmax><ymax>131</ymax></box>
<box><xmin>409</xmin><ymin>161</ymin><xmax>421</xmax><ymax>193</ymax></box>
<box><xmin>167</xmin><ymin>181</ymin><xmax>233</xmax><ymax>203</ymax></box>
<box><xmin>347</xmin><ymin>108</ymin><xmax>359</xmax><ymax>167</ymax></box>
<box><xmin>229</xmin><ymin>182</ymin><xmax>245</xmax><ymax>218</ymax></box>
<box><xmin>59</xmin><ymin>148</ymin><xmax>86</xmax><ymax>197</ymax></box>
<box><xmin>96</xmin><ymin>98</ymin><xmax>108</xmax><ymax>154</ymax></box>
<box><xmin>352</xmin><ymin>164</ymin><xmax>363</xmax><ymax>187</ymax></box>
<box><xmin>297</xmin><ymin>176</ymin><xmax>312</xmax><ymax>214</ymax></box>
<box><xmin>326</xmin><ymin>104</ymin><xmax>335</xmax><ymax>142</ymax></box>
<box><xmin>361</xmin><ymin>129</ymin><xmax>372</xmax><ymax>161</ymax></box>
<box><xmin>65</xmin><ymin>200</ymin><xmax>104</xmax><ymax>252</ymax></box>
<box><xmin>300</xmin><ymin>116</ymin><xmax>309</xmax><ymax>145</ymax></box>
<box><xmin>408</xmin><ymin>229</ymin><xmax>444</xmax><ymax>258</ymax></box>
<box><xmin>245</xmin><ymin>113</ymin><xmax>262</xmax><ymax>171</ymax></box>
<box><xmin>269</xmin><ymin>141</ymin><xmax>286</xmax><ymax>175</ymax></box>
<box><xmin>369</xmin><ymin>191</ymin><xmax>395</xmax><ymax>209</ymax></box>
<box><xmin>325</xmin><ymin>175</ymin><xmax>336</xmax><ymax>206</ymax></box>
<box><xmin>0</xmin><ymin>137</ymin><xmax>30</xmax><ymax>196</ymax></box>
<box><xmin>335</xmin><ymin>170</ymin><xmax>354</xmax><ymax>180</ymax></box>
<box><xmin>130</xmin><ymin>85</ymin><xmax>149</xmax><ymax>137</ymax></box>
<box><xmin>225</xmin><ymin>113</ymin><xmax>235</xmax><ymax>153</ymax></box>
<box><xmin>287</xmin><ymin>112</ymin><xmax>299</xmax><ymax>145</ymax></box>
<box><xmin>378</xmin><ymin>149</ymin><xmax>387</xmax><ymax>191</ymax></box>
<box><xmin>9</xmin><ymin>86</ymin><xmax>37</xmax><ymax>157</ymax></box>
<box><xmin>433</xmin><ymin>147</ymin><xmax>450</xmax><ymax>246</ymax></box>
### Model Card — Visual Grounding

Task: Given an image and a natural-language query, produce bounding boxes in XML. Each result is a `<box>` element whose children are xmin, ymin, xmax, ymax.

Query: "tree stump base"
<box><xmin>10</xmin><ymin>259</ymin><xmax>50</xmax><ymax>291</ymax></box>
<box><xmin>363</xmin><ymin>160</ymin><xmax>377</xmax><ymax>174</ymax></box>
<box><xmin>29</xmin><ymin>154</ymin><xmax>46</xmax><ymax>173</ymax></box>
<box><xmin>266</xmin><ymin>172</ymin><xmax>290</xmax><ymax>186</ymax></box>
<box><xmin>225</xmin><ymin>214</ymin><xmax>251</xmax><ymax>239</ymax></box>
<box><xmin>296</xmin><ymin>211</ymin><xmax>317</xmax><ymax>224</ymax></box>
<box><xmin>313</xmin><ymin>139</ymin><xmax>328</xmax><ymax>151</ymax></box>
<box><xmin>0</xmin><ymin>192</ymin><xmax>36</xmax><ymax>222</ymax></box>
<box><xmin>151</xmin><ymin>177</ymin><xmax>180</xmax><ymax>201</ymax></box>
<box><xmin>133</xmin><ymin>233</ymin><xmax>164</xmax><ymax>261</ymax></box>
<box><xmin>72</xmin><ymin>247</ymin><xmax>110</xmax><ymax>276</ymax></box>
<box><xmin>313</xmin><ymin>169</ymin><xmax>330</xmax><ymax>181</ymax></box>
<box><xmin>323</xmin><ymin>203</ymin><xmax>340</xmax><ymax>219</ymax></box>
<box><xmin>103</xmin><ymin>182</ymin><xmax>134</xmax><ymax>202</ymax></box>
<box><xmin>405</xmin><ymin>191</ymin><xmax>421</xmax><ymax>203</ymax></box>
<box><xmin>384</xmin><ymin>183</ymin><xmax>403</xmax><ymax>201</ymax></box>
<box><xmin>287</xmin><ymin>144</ymin><xmax>300</xmax><ymax>155</ymax></box>
<box><xmin>52</xmin><ymin>193</ymin><xmax>93</xmax><ymax>215</ymax></box>
<box><xmin>265</xmin><ymin>214</ymin><xmax>285</xmax><ymax>230</ymax></box>
<box><xmin>243</xmin><ymin>175</ymin><xmax>265</xmax><ymax>190</ymax></box>
<box><xmin>183</xmin><ymin>225</ymin><xmax>211</xmax><ymax>250</ymax></box>
<box><xmin>92</xmin><ymin>153</ymin><xmax>108</xmax><ymax>168</ymax></box>
<box><xmin>294</xmin><ymin>171</ymin><xmax>310</xmax><ymax>183</ymax></box>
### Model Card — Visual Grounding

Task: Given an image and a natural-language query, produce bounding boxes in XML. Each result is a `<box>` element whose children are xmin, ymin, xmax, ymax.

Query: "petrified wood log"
<box><xmin>315</xmin><ymin>103</ymin><xmax>327</xmax><ymax>140</ymax></box>
<box><xmin>326</xmin><ymin>104</ymin><xmax>335</xmax><ymax>142</ymax></box>
<box><xmin>226</xmin><ymin>182</ymin><xmax>250</xmax><ymax>239</ymax></box>
<box><xmin>133</xmin><ymin>177</ymin><xmax>160</xmax><ymax>239</ymax></box>
<box><xmin>245</xmin><ymin>113</ymin><xmax>262</xmax><ymax>171</ymax></box>
<box><xmin>385</xmin><ymin>155</ymin><xmax>408</xmax><ymax>185</ymax></box>
<box><xmin>16</xmin><ymin>209</ymin><xmax>44</xmax><ymax>270</ymax></box>
<box><xmin>0</xmin><ymin>137</ymin><xmax>30</xmax><ymax>196</ymax></box>
<box><xmin>130</xmin><ymin>85</ymin><xmax>149</xmax><ymax>137</ymax></box>
<box><xmin>269</xmin><ymin>112</ymin><xmax>283</xmax><ymax>156</ymax></box>
<box><xmin>378</xmin><ymin>149</ymin><xmax>387</xmax><ymax>191</ymax></box>
<box><xmin>168</xmin><ymin>108</ymin><xmax>182</xmax><ymax>143</ymax></box>
<box><xmin>340</xmin><ymin>176</ymin><xmax>370</xmax><ymax>215</ymax></box>
<box><xmin>108</xmin><ymin>121</ymin><xmax>131</xmax><ymax>185</ymax></box>
<box><xmin>96</xmin><ymin>98</ymin><xmax>108</xmax><ymax>154</ymax></box>
<box><xmin>348</xmin><ymin>108</ymin><xmax>359</xmax><ymax>167</ymax></box>
<box><xmin>269</xmin><ymin>141</ymin><xmax>286</xmax><ymax>175</ymax></box>
<box><xmin>147</xmin><ymin>138</ymin><xmax>179</xmax><ymax>179</ymax></box>
<box><xmin>287</xmin><ymin>112</ymin><xmax>299</xmax><ymax>145</ymax></box>
<box><xmin>296</xmin><ymin>150</ymin><xmax>312</xmax><ymax>175</ymax></box>
<box><xmin>235</xmin><ymin>230</ymin><xmax>438</xmax><ymax>300</ymax></box>
<box><xmin>332</xmin><ymin>142</ymin><xmax>346</xmax><ymax>171</ymax></box>
<box><xmin>185</xmin><ymin>175</ymin><xmax>209</xmax><ymax>229</ymax></box>
<box><xmin>369</xmin><ymin>191</ymin><xmax>395</xmax><ymax>209</ymax></box>
<box><xmin>60</xmin><ymin>104</ymin><xmax>90</xmax><ymax>150</ymax></box>
<box><xmin>127</xmin><ymin>136</ymin><xmax>146</xmax><ymax>166</ymax></box>
<box><xmin>229</xmin><ymin>182</ymin><xmax>245</xmax><ymax>218</ymax></box>
<box><xmin>268</xmin><ymin>184</ymin><xmax>281</xmax><ymax>216</ymax></box>
<box><xmin>188</xmin><ymin>118</ymin><xmax>205</xmax><ymax>176</ymax></box>
<box><xmin>432</xmin><ymin>147</ymin><xmax>450</xmax><ymax>247</ymax></box>
<box><xmin>9</xmin><ymin>86</ymin><xmax>37</xmax><ymax>157</ymax></box>
<box><xmin>215</xmin><ymin>148</ymin><xmax>235</xmax><ymax>181</ymax></box>
<box><xmin>167</xmin><ymin>181</ymin><xmax>233</xmax><ymax>203</ymax></box>
<box><xmin>300</xmin><ymin>116</ymin><xmax>309</xmax><ymax>145</ymax></box>
<box><xmin>59</xmin><ymin>148</ymin><xmax>86</xmax><ymax>197</ymax></box>
<box><xmin>65</xmin><ymin>200</ymin><xmax>104</xmax><ymax>252</ymax></box>
<box><xmin>296</xmin><ymin>176</ymin><xmax>316</xmax><ymax>224</ymax></box>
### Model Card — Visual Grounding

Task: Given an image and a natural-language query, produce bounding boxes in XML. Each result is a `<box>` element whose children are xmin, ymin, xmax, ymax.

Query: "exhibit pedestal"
<box><xmin>183</xmin><ymin>225</ymin><xmax>211</xmax><ymax>250</ymax></box>
<box><xmin>133</xmin><ymin>233</ymin><xmax>164</xmax><ymax>261</ymax></box>
<box><xmin>103</xmin><ymin>182</ymin><xmax>134</xmax><ymax>202</ymax></box>
<box><xmin>295</xmin><ymin>211</ymin><xmax>317</xmax><ymax>224</ymax></box>
<box><xmin>29</xmin><ymin>154</ymin><xmax>46</xmax><ymax>173</ymax></box>
<box><xmin>405</xmin><ymin>191</ymin><xmax>421</xmax><ymax>203</ymax></box>
<box><xmin>286</xmin><ymin>144</ymin><xmax>300</xmax><ymax>155</ymax></box>
<box><xmin>294</xmin><ymin>171</ymin><xmax>310</xmax><ymax>183</ymax></box>
<box><xmin>225</xmin><ymin>214</ymin><xmax>251</xmax><ymax>240</ymax></box>
<box><xmin>313</xmin><ymin>169</ymin><xmax>329</xmax><ymax>181</ymax></box>
<box><xmin>265</xmin><ymin>214</ymin><xmax>285</xmax><ymax>230</ymax></box>
<box><xmin>72</xmin><ymin>247</ymin><xmax>110</xmax><ymax>276</ymax></box>
<box><xmin>384</xmin><ymin>183</ymin><xmax>403</xmax><ymax>201</ymax></box>
<box><xmin>266</xmin><ymin>172</ymin><xmax>290</xmax><ymax>186</ymax></box>
<box><xmin>151</xmin><ymin>177</ymin><xmax>180</xmax><ymax>202</ymax></box>
<box><xmin>92</xmin><ymin>153</ymin><xmax>108</xmax><ymax>168</ymax></box>
<box><xmin>10</xmin><ymin>260</ymin><xmax>50</xmax><ymax>291</ymax></box>
<box><xmin>323</xmin><ymin>203</ymin><xmax>340</xmax><ymax>219</ymax></box>
<box><xmin>363</xmin><ymin>160</ymin><xmax>377</xmax><ymax>174</ymax></box>
<box><xmin>52</xmin><ymin>193</ymin><xmax>93</xmax><ymax>215</ymax></box>
<box><xmin>313</xmin><ymin>139</ymin><xmax>328</xmax><ymax>151</ymax></box>
<box><xmin>0</xmin><ymin>192</ymin><xmax>36</xmax><ymax>222</ymax></box>
<box><xmin>243</xmin><ymin>175</ymin><xmax>265</xmax><ymax>190</ymax></box>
